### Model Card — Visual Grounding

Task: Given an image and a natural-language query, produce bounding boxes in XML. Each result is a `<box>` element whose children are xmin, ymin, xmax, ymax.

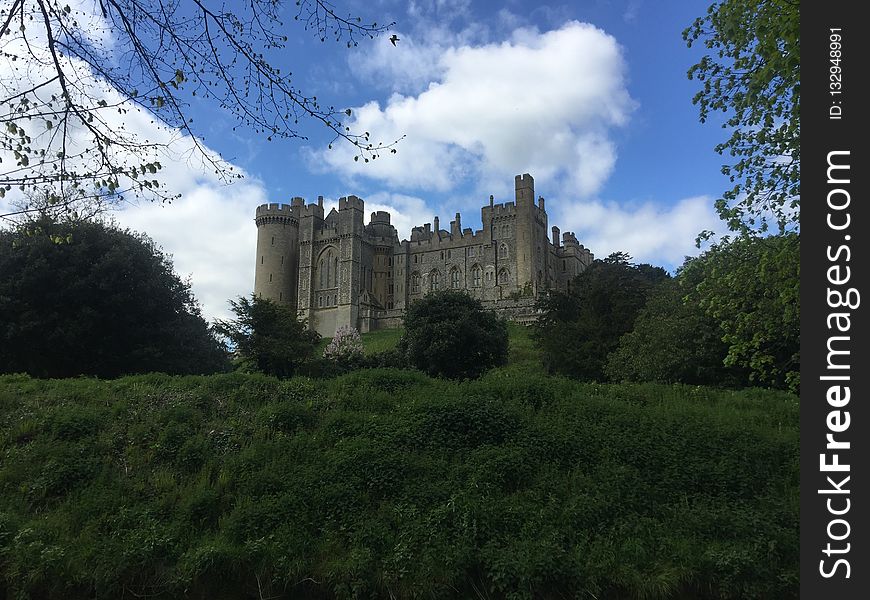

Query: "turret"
<box><xmin>254</xmin><ymin>203</ymin><xmax>300</xmax><ymax>309</ymax></box>
<box><xmin>515</xmin><ymin>173</ymin><xmax>535</xmax><ymax>204</ymax></box>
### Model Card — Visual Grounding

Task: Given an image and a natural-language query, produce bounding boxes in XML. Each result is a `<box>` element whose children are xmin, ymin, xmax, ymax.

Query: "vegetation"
<box><xmin>1</xmin><ymin>1</ymin><xmax>399</xmax><ymax>215</ymax></box>
<box><xmin>0</xmin><ymin>368</ymin><xmax>798</xmax><ymax>599</ymax></box>
<box><xmin>399</xmin><ymin>290</ymin><xmax>509</xmax><ymax>380</ymax></box>
<box><xmin>605</xmin><ymin>278</ymin><xmax>743</xmax><ymax>386</ymax></box>
<box><xmin>684</xmin><ymin>0</ymin><xmax>800</xmax><ymax>234</ymax></box>
<box><xmin>681</xmin><ymin>233</ymin><xmax>800</xmax><ymax>393</ymax></box>
<box><xmin>215</xmin><ymin>295</ymin><xmax>320</xmax><ymax>379</ymax></box>
<box><xmin>534</xmin><ymin>253</ymin><xmax>668</xmax><ymax>381</ymax></box>
<box><xmin>0</xmin><ymin>218</ymin><xmax>228</xmax><ymax>378</ymax></box>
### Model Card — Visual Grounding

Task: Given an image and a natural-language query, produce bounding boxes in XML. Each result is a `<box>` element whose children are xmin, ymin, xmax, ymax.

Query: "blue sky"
<box><xmin>2</xmin><ymin>0</ymin><xmax>735</xmax><ymax>321</ymax></box>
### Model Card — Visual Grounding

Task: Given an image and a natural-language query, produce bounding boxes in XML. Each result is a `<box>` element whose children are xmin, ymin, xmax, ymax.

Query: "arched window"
<box><xmin>411</xmin><ymin>272</ymin><xmax>421</xmax><ymax>294</ymax></box>
<box><xmin>450</xmin><ymin>268</ymin><xmax>461</xmax><ymax>289</ymax></box>
<box><xmin>499</xmin><ymin>243</ymin><xmax>508</xmax><ymax>259</ymax></box>
<box><xmin>317</xmin><ymin>247</ymin><xmax>338</xmax><ymax>289</ymax></box>
<box><xmin>501</xmin><ymin>224</ymin><xmax>509</xmax><ymax>237</ymax></box>
<box><xmin>471</xmin><ymin>265</ymin><xmax>482</xmax><ymax>287</ymax></box>
<box><xmin>430</xmin><ymin>270</ymin><xmax>440</xmax><ymax>292</ymax></box>
<box><xmin>498</xmin><ymin>268</ymin><xmax>510</xmax><ymax>285</ymax></box>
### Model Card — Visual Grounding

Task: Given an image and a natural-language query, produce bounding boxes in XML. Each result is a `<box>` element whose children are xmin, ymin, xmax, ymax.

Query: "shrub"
<box><xmin>399</xmin><ymin>290</ymin><xmax>508</xmax><ymax>379</ymax></box>
<box><xmin>323</xmin><ymin>325</ymin><xmax>364</xmax><ymax>362</ymax></box>
<box><xmin>0</xmin><ymin>217</ymin><xmax>228</xmax><ymax>378</ymax></box>
<box><xmin>214</xmin><ymin>295</ymin><xmax>320</xmax><ymax>378</ymax></box>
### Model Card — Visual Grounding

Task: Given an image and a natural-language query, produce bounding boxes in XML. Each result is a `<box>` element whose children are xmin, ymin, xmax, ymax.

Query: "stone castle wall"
<box><xmin>254</xmin><ymin>174</ymin><xmax>593</xmax><ymax>337</ymax></box>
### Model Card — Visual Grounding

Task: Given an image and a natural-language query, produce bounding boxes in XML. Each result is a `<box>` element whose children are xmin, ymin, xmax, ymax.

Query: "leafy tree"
<box><xmin>534</xmin><ymin>253</ymin><xmax>668</xmax><ymax>381</ymax></box>
<box><xmin>684</xmin><ymin>0</ymin><xmax>800</xmax><ymax>233</ymax></box>
<box><xmin>605</xmin><ymin>278</ymin><xmax>744</xmax><ymax>386</ymax></box>
<box><xmin>400</xmin><ymin>290</ymin><xmax>508</xmax><ymax>380</ymax></box>
<box><xmin>0</xmin><ymin>217</ymin><xmax>228</xmax><ymax>377</ymax></box>
<box><xmin>215</xmin><ymin>295</ymin><xmax>320</xmax><ymax>378</ymax></box>
<box><xmin>1</xmin><ymin>0</ymin><xmax>400</xmax><ymax>214</ymax></box>
<box><xmin>681</xmin><ymin>233</ymin><xmax>799</xmax><ymax>392</ymax></box>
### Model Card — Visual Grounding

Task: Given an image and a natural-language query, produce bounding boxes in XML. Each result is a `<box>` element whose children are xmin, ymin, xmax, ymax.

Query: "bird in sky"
<box><xmin>389</xmin><ymin>34</ymin><xmax>400</xmax><ymax>46</ymax></box>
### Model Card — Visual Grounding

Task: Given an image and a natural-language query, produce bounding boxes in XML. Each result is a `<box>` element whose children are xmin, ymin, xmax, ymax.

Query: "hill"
<box><xmin>0</xmin><ymin>326</ymin><xmax>798</xmax><ymax>599</ymax></box>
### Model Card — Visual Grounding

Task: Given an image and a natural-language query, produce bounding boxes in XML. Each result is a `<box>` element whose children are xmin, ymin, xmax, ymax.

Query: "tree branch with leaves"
<box><xmin>684</xmin><ymin>0</ymin><xmax>799</xmax><ymax>234</ymax></box>
<box><xmin>0</xmin><ymin>0</ymin><xmax>401</xmax><ymax>216</ymax></box>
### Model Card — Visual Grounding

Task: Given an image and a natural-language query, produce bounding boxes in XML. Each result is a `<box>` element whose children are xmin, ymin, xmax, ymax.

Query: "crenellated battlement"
<box><xmin>255</xmin><ymin>203</ymin><xmax>299</xmax><ymax>227</ymax></box>
<box><xmin>254</xmin><ymin>173</ymin><xmax>593</xmax><ymax>337</ymax></box>
<box><xmin>338</xmin><ymin>195</ymin><xmax>364</xmax><ymax>211</ymax></box>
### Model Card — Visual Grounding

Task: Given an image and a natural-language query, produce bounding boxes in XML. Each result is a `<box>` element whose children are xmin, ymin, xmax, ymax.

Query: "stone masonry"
<box><xmin>253</xmin><ymin>174</ymin><xmax>593</xmax><ymax>336</ymax></box>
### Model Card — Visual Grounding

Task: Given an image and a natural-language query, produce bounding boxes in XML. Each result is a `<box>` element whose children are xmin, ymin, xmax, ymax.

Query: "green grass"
<box><xmin>0</xmin><ymin>321</ymin><xmax>799</xmax><ymax>599</ymax></box>
<box><xmin>349</xmin><ymin>322</ymin><xmax>541</xmax><ymax>369</ymax></box>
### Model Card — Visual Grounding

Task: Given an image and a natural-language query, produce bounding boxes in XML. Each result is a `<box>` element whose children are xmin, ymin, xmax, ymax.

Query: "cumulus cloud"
<box><xmin>113</xmin><ymin>172</ymin><xmax>262</xmax><ymax>324</ymax></box>
<box><xmin>314</xmin><ymin>21</ymin><xmax>636</xmax><ymax>198</ymax></box>
<box><xmin>0</xmin><ymin>4</ymin><xmax>263</xmax><ymax>324</ymax></box>
<box><xmin>553</xmin><ymin>195</ymin><xmax>725</xmax><ymax>270</ymax></box>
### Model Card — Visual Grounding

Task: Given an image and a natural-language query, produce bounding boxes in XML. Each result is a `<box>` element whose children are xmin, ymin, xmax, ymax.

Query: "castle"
<box><xmin>253</xmin><ymin>174</ymin><xmax>593</xmax><ymax>336</ymax></box>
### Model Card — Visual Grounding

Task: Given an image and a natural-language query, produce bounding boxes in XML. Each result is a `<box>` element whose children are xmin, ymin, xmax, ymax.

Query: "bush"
<box><xmin>0</xmin><ymin>217</ymin><xmax>228</xmax><ymax>378</ymax></box>
<box><xmin>323</xmin><ymin>326</ymin><xmax>365</xmax><ymax>362</ymax></box>
<box><xmin>399</xmin><ymin>290</ymin><xmax>508</xmax><ymax>379</ymax></box>
<box><xmin>214</xmin><ymin>295</ymin><xmax>320</xmax><ymax>378</ymax></box>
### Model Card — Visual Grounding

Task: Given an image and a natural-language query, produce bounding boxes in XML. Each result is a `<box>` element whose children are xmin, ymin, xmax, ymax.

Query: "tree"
<box><xmin>0</xmin><ymin>217</ymin><xmax>228</xmax><ymax>377</ymax></box>
<box><xmin>684</xmin><ymin>0</ymin><xmax>800</xmax><ymax>234</ymax></box>
<box><xmin>681</xmin><ymin>233</ymin><xmax>799</xmax><ymax>392</ymax></box>
<box><xmin>399</xmin><ymin>290</ymin><xmax>508</xmax><ymax>380</ymax></box>
<box><xmin>534</xmin><ymin>253</ymin><xmax>668</xmax><ymax>381</ymax></box>
<box><xmin>215</xmin><ymin>295</ymin><xmax>320</xmax><ymax>378</ymax></box>
<box><xmin>605</xmin><ymin>278</ymin><xmax>745</xmax><ymax>386</ymax></box>
<box><xmin>0</xmin><ymin>0</ymin><xmax>400</xmax><ymax>214</ymax></box>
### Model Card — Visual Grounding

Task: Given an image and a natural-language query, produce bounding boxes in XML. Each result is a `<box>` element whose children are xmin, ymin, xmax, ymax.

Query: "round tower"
<box><xmin>254</xmin><ymin>202</ymin><xmax>301</xmax><ymax>309</ymax></box>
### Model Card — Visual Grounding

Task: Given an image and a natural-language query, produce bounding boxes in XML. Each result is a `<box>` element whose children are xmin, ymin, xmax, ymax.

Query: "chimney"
<box><xmin>433</xmin><ymin>215</ymin><xmax>440</xmax><ymax>232</ymax></box>
<box><xmin>317</xmin><ymin>195</ymin><xmax>324</xmax><ymax>209</ymax></box>
<box><xmin>552</xmin><ymin>226</ymin><xmax>560</xmax><ymax>247</ymax></box>
<box><xmin>539</xmin><ymin>196</ymin><xmax>545</xmax><ymax>212</ymax></box>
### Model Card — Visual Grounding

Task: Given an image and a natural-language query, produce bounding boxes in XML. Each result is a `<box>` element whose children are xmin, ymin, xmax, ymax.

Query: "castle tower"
<box><xmin>254</xmin><ymin>202</ymin><xmax>301</xmax><ymax>309</ymax></box>
<box><xmin>513</xmin><ymin>173</ymin><xmax>536</xmax><ymax>291</ymax></box>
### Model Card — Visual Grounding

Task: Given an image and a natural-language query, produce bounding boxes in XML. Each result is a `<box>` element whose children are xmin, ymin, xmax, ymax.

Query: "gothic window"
<box><xmin>450</xmin><ymin>268</ymin><xmax>461</xmax><ymax>289</ymax></box>
<box><xmin>317</xmin><ymin>247</ymin><xmax>337</xmax><ymax>289</ymax></box>
<box><xmin>468</xmin><ymin>247</ymin><xmax>475</xmax><ymax>257</ymax></box>
<box><xmin>485</xmin><ymin>270</ymin><xmax>494</xmax><ymax>284</ymax></box>
<box><xmin>333</xmin><ymin>257</ymin><xmax>339</xmax><ymax>286</ymax></box>
<box><xmin>471</xmin><ymin>265</ymin><xmax>481</xmax><ymax>287</ymax></box>
<box><xmin>411</xmin><ymin>272</ymin><xmax>420</xmax><ymax>294</ymax></box>
<box><xmin>499</xmin><ymin>243</ymin><xmax>508</xmax><ymax>259</ymax></box>
<box><xmin>430</xmin><ymin>270</ymin><xmax>440</xmax><ymax>292</ymax></box>
<box><xmin>498</xmin><ymin>268</ymin><xmax>510</xmax><ymax>285</ymax></box>
<box><xmin>501</xmin><ymin>224</ymin><xmax>509</xmax><ymax>237</ymax></box>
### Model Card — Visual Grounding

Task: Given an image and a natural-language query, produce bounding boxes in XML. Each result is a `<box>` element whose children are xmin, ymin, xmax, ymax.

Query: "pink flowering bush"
<box><xmin>323</xmin><ymin>325</ymin><xmax>364</xmax><ymax>362</ymax></box>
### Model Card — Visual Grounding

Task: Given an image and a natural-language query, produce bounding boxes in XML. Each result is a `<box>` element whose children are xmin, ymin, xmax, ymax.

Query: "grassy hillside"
<box><xmin>0</xmin><ymin>349</ymin><xmax>798</xmax><ymax>599</ymax></box>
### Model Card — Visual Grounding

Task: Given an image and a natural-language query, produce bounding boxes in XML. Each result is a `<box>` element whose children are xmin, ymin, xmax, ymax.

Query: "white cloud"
<box><xmin>0</xmin><ymin>5</ymin><xmax>264</xmax><ymax>325</ymax></box>
<box><xmin>363</xmin><ymin>192</ymin><xmax>431</xmax><ymax>239</ymax></box>
<box><xmin>315</xmin><ymin>21</ymin><xmax>636</xmax><ymax>198</ymax></box>
<box><xmin>113</xmin><ymin>170</ymin><xmax>263</xmax><ymax>324</ymax></box>
<box><xmin>554</xmin><ymin>195</ymin><xmax>725</xmax><ymax>270</ymax></box>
